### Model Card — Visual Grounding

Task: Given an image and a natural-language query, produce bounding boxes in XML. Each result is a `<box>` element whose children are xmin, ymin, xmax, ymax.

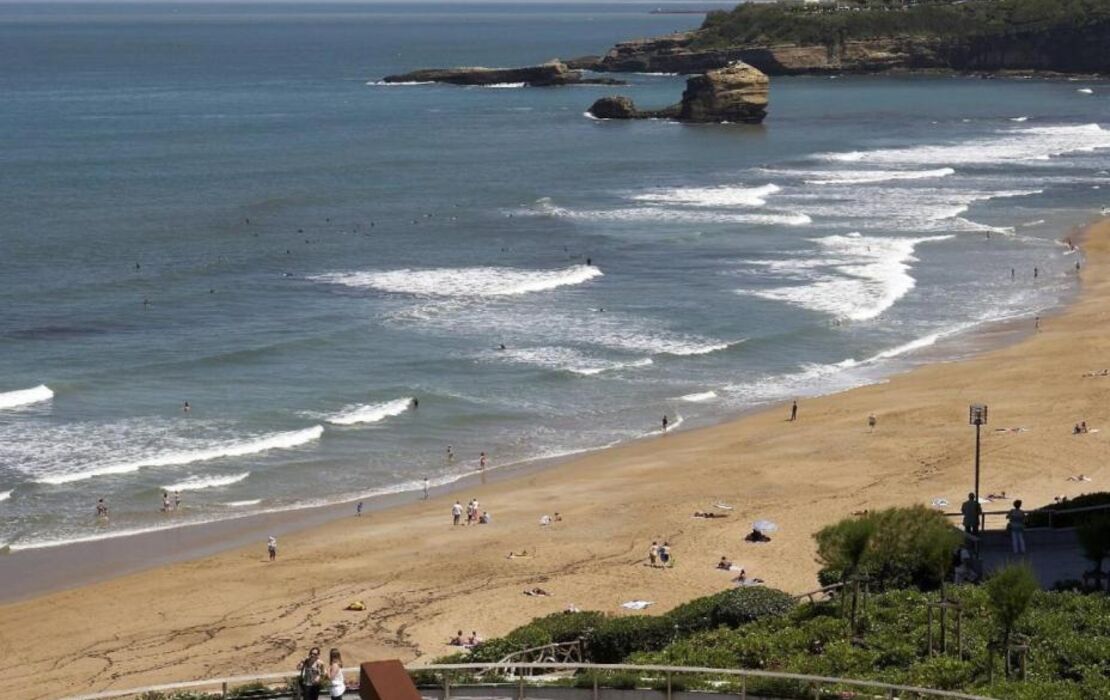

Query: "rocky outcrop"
<box><xmin>381</xmin><ymin>60</ymin><xmax>624</xmax><ymax>87</ymax></box>
<box><xmin>587</xmin><ymin>62</ymin><xmax>767</xmax><ymax>124</ymax></box>
<box><xmin>579</xmin><ymin>29</ymin><xmax>1110</xmax><ymax>77</ymax></box>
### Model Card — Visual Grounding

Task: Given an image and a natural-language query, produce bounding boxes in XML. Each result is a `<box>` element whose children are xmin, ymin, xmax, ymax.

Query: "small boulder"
<box><xmin>587</xmin><ymin>96</ymin><xmax>639</xmax><ymax>119</ymax></box>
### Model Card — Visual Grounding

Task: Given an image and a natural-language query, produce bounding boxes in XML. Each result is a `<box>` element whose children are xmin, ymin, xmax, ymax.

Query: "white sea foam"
<box><xmin>0</xmin><ymin>384</ymin><xmax>54</xmax><ymax>410</ymax></box>
<box><xmin>1011</xmin><ymin>116</ymin><xmax>1029</xmax><ymax>122</ymax></box>
<box><xmin>1077</xmin><ymin>88</ymin><xmax>1094</xmax><ymax>95</ymax></box>
<box><xmin>314</xmin><ymin>264</ymin><xmax>602</xmax><ymax>298</ymax></box>
<box><xmin>327</xmin><ymin>397</ymin><xmax>413</xmax><ymax>425</ymax></box>
<box><xmin>820</xmin><ymin>124</ymin><xmax>1110</xmax><ymax>165</ymax></box>
<box><xmin>528</xmin><ymin>197</ymin><xmax>811</xmax><ymax>226</ymax></box>
<box><xmin>221</xmin><ymin>499</ymin><xmax>262</xmax><ymax>507</ymax></box>
<box><xmin>477</xmin><ymin>82</ymin><xmax>526</xmax><ymax>88</ymax></box>
<box><xmin>163</xmin><ymin>472</ymin><xmax>250</xmax><ymax>491</ymax></box>
<box><xmin>740</xmin><ymin>233</ymin><xmax>953</xmax><ymax>321</ymax></box>
<box><xmin>679</xmin><ymin>391</ymin><xmax>718</xmax><ymax>402</ymax></box>
<box><xmin>366</xmin><ymin>80</ymin><xmax>434</xmax><ymax>86</ymax></box>
<box><xmin>494</xmin><ymin>346</ymin><xmax>653</xmax><ymax>376</ymax></box>
<box><xmin>631</xmin><ymin>183</ymin><xmax>780</xmax><ymax>207</ymax></box>
<box><xmin>35</xmin><ymin>425</ymin><xmax>324</xmax><ymax>485</ymax></box>
<box><xmin>0</xmin><ymin>491</ymin><xmax>10</xmax><ymax>503</ymax></box>
<box><xmin>803</xmin><ymin>167</ymin><xmax>955</xmax><ymax>185</ymax></box>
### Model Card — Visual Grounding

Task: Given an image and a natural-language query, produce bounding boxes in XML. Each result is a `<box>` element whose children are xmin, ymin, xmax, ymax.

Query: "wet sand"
<box><xmin>2</xmin><ymin>220</ymin><xmax>1108</xmax><ymax>700</ymax></box>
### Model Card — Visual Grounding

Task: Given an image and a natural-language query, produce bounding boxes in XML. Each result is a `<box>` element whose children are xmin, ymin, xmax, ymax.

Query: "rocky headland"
<box><xmin>381</xmin><ymin>60</ymin><xmax>624</xmax><ymax>87</ymax></box>
<box><xmin>571</xmin><ymin>3</ymin><xmax>1110</xmax><ymax>77</ymax></box>
<box><xmin>587</xmin><ymin>61</ymin><xmax>768</xmax><ymax>124</ymax></box>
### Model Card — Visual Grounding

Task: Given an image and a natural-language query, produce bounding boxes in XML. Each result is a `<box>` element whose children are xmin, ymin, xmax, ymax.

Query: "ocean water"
<box><xmin>1</xmin><ymin>2</ymin><xmax>1109</xmax><ymax>552</ymax></box>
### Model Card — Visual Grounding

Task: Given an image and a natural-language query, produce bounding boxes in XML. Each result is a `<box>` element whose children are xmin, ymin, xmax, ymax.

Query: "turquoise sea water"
<box><xmin>1</xmin><ymin>2</ymin><xmax>1108</xmax><ymax>552</ymax></box>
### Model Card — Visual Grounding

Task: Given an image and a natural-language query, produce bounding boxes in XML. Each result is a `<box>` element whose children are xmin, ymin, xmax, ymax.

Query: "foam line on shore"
<box><xmin>313</xmin><ymin>265</ymin><xmax>602</xmax><ymax>298</ymax></box>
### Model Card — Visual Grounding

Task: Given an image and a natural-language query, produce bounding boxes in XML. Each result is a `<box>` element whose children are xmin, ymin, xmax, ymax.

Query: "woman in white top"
<box><xmin>327</xmin><ymin>648</ymin><xmax>345</xmax><ymax>698</ymax></box>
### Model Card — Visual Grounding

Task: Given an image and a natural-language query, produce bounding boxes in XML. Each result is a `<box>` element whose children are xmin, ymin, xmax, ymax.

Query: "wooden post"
<box><xmin>740</xmin><ymin>675</ymin><xmax>746</xmax><ymax>700</ymax></box>
<box><xmin>221</xmin><ymin>681</ymin><xmax>228</xmax><ymax>698</ymax></box>
<box><xmin>665</xmin><ymin>671</ymin><xmax>672</xmax><ymax>700</ymax></box>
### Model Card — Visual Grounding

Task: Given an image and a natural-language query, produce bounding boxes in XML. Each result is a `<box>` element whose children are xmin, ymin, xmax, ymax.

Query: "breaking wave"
<box><xmin>313</xmin><ymin>264</ymin><xmax>602</xmax><ymax>298</ymax></box>
<box><xmin>0</xmin><ymin>385</ymin><xmax>54</xmax><ymax>410</ymax></box>
<box><xmin>163</xmin><ymin>472</ymin><xmax>250</xmax><ymax>491</ymax></box>
<box><xmin>327</xmin><ymin>397</ymin><xmax>413</xmax><ymax>426</ymax></box>
<box><xmin>35</xmin><ymin>425</ymin><xmax>324</xmax><ymax>486</ymax></box>
<box><xmin>739</xmin><ymin>233</ymin><xmax>953</xmax><ymax>321</ymax></box>
<box><xmin>631</xmin><ymin>183</ymin><xmax>780</xmax><ymax>207</ymax></box>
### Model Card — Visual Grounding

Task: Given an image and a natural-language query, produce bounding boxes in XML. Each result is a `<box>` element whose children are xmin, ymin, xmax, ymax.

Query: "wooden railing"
<box><xmin>63</xmin><ymin>660</ymin><xmax>996</xmax><ymax>700</ymax></box>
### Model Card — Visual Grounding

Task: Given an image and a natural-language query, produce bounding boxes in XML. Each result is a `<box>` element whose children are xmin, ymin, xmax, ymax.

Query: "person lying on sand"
<box><xmin>745</xmin><ymin>529</ymin><xmax>771</xmax><ymax>543</ymax></box>
<box><xmin>523</xmin><ymin>588</ymin><xmax>551</xmax><ymax>597</ymax></box>
<box><xmin>507</xmin><ymin>550</ymin><xmax>531</xmax><ymax>559</ymax></box>
<box><xmin>1082</xmin><ymin>369</ymin><xmax>1110</xmax><ymax>377</ymax></box>
<box><xmin>986</xmin><ymin>491</ymin><xmax>1009</xmax><ymax>500</ymax></box>
<box><xmin>1067</xmin><ymin>474</ymin><xmax>1092</xmax><ymax>482</ymax></box>
<box><xmin>717</xmin><ymin>556</ymin><xmax>733</xmax><ymax>570</ymax></box>
<box><xmin>732</xmin><ymin>569</ymin><xmax>764</xmax><ymax>586</ymax></box>
<box><xmin>713</xmin><ymin>502</ymin><xmax>734</xmax><ymax>510</ymax></box>
<box><xmin>694</xmin><ymin>511</ymin><xmax>728</xmax><ymax>519</ymax></box>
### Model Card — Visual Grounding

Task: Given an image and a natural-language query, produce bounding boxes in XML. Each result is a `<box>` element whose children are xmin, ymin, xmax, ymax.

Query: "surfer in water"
<box><xmin>96</xmin><ymin>499</ymin><xmax>109</xmax><ymax>520</ymax></box>
<box><xmin>183</xmin><ymin>401</ymin><xmax>190</xmax><ymax>414</ymax></box>
<box><xmin>411</xmin><ymin>397</ymin><xmax>419</xmax><ymax>410</ymax></box>
<box><xmin>498</xmin><ymin>343</ymin><xmax>506</xmax><ymax>350</ymax></box>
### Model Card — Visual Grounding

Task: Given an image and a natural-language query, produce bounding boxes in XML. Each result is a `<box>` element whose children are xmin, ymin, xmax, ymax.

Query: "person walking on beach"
<box><xmin>423</xmin><ymin>476</ymin><xmax>430</xmax><ymax>500</ymax></box>
<box><xmin>1035</xmin><ymin>316</ymin><xmax>1040</xmax><ymax>330</ymax></box>
<box><xmin>1007</xmin><ymin>500</ymin><xmax>1027</xmax><ymax>554</ymax></box>
<box><xmin>297</xmin><ymin>647</ymin><xmax>325</xmax><ymax>700</ymax></box>
<box><xmin>452</xmin><ymin>501</ymin><xmax>463</xmax><ymax>526</ymax></box>
<box><xmin>173</xmin><ymin>491</ymin><xmax>181</xmax><ymax>511</ymax></box>
<box><xmin>96</xmin><ymin>498</ymin><xmax>109</xmax><ymax>520</ymax></box>
<box><xmin>661</xmin><ymin>415</ymin><xmax>668</xmax><ymax>433</ymax></box>
<box><xmin>161</xmin><ymin>492</ymin><xmax>171</xmax><ymax>512</ymax></box>
<box><xmin>648</xmin><ymin>541</ymin><xmax>659</xmax><ymax>568</ymax></box>
<box><xmin>479</xmin><ymin>452</ymin><xmax>487</xmax><ymax>469</ymax></box>
<box><xmin>789</xmin><ymin>400</ymin><xmax>798</xmax><ymax>422</ymax></box>
<box><xmin>326</xmin><ymin>648</ymin><xmax>346</xmax><ymax>699</ymax></box>
<box><xmin>659</xmin><ymin>542</ymin><xmax>672</xmax><ymax>568</ymax></box>
<box><xmin>267</xmin><ymin>536</ymin><xmax>278</xmax><ymax>561</ymax></box>
<box><xmin>867</xmin><ymin>414</ymin><xmax>877</xmax><ymax>433</ymax></box>
<box><xmin>446</xmin><ymin>445</ymin><xmax>454</xmax><ymax>463</ymax></box>
<box><xmin>961</xmin><ymin>493</ymin><xmax>981</xmax><ymax>535</ymax></box>
<box><xmin>356</xmin><ymin>501</ymin><xmax>363</xmax><ymax>517</ymax></box>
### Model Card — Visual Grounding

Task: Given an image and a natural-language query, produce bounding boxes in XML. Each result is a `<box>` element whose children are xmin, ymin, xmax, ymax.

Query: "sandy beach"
<box><xmin>2</xmin><ymin>219</ymin><xmax>1108</xmax><ymax>700</ymax></box>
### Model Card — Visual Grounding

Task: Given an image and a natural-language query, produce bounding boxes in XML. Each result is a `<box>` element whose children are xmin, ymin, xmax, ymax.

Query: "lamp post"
<box><xmin>969</xmin><ymin>404</ymin><xmax>988</xmax><ymax>506</ymax></box>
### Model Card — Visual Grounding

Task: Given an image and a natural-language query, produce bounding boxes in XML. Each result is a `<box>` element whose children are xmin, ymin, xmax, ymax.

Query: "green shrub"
<box><xmin>817</xmin><ymin>506</ymin><xmax>961</xmax><ymax>592</ymax></box>
<box><xmin>585</xmin><ymin>615</ymin><xmax>675</xmax><ymax>663</ymax></box>
<box><xmin>1026</xmin><ymin>491</ymin><xmax>1110</xmax><ymax>528</ymax></box>
<box><xmin>713</xmin><ymin>587</ymin><xmax>796</xmax><ymax>627</ymax></box>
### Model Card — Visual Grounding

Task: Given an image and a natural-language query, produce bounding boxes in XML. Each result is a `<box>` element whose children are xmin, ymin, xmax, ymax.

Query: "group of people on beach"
<box><xmin>452</xmin><ymin>499</ymin><xmax>489</xmax><ymax>526</ymax></box>
<box><xmin>161</xmin><ymin>491</ymin><xmax>181</xmax><ymax>512</ymax></box>
<box><xmin>296</xmin><ymin>647</ymin><xmax>345</xmax><ymax>700</ymax></box>
<box><xmin>647</xmin><ymin>541</ymin><xmax>673</xmax><ymax>567</ymax></box>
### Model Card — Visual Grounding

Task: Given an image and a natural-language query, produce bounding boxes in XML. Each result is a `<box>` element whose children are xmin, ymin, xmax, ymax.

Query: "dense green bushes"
<box><xmin>815</xmin><ymin>506</ymin><xmax>961</xmax><ymax>591</ymax></box>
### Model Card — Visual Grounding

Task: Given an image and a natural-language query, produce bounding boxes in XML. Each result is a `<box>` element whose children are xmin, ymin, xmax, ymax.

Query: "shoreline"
<box><xmin>3</xmin><ymin>219</ymin><xmax>1106</xmax><ymax>699</ymax></box>
<box><xmin>0</xmin><ymin>253</ymin><xmax>1076</xmax><ymax>605</ymax></box>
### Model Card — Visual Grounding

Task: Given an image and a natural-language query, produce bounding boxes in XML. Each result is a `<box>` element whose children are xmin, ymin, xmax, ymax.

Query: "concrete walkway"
<box><xmin>977</xmin><ymin>528</ymin><xmax>1092</xmax><ymax>587</ymax></box>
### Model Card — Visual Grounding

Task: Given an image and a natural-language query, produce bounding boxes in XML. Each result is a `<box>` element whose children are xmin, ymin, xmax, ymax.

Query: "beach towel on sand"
<box><xmin>621</xmin><ymin>600</ymin><xmax>654</xmax><ymax>610</ymax></box>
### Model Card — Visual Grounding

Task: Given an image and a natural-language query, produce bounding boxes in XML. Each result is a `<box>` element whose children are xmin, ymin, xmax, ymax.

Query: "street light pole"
<box><xmin>969</xmin><ymin>404</ymin><xmax>988</xmax><ymax>528</ymax></box>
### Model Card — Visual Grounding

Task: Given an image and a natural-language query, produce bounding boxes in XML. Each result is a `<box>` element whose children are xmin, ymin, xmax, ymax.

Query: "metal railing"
<box><xmin>63</xmin><ymin>661</ymin><xmax>995</xmax><ymax>700</ymax></box>
<box><xmin>943</xmin><ymin>501</ymin><xmax>1110</xmax><ymax>532</ymax></box>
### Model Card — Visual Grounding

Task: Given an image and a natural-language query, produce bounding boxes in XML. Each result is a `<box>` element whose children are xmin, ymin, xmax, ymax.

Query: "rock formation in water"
<box><xmin>381</xmin><ymin>60</ymin><xmax>624</xmax><ymax>87</ymax></box>
<box><xmin>587</xmin><ymin>62</ymin><xmax>768</xmax><ymax>124</ymax></box>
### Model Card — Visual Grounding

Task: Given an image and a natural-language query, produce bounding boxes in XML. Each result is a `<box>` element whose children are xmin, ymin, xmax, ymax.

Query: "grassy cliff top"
<box><xmin>693</xmin><ymin>0</ymin><xmax>1110</xmax><ymax>49</ymax></box>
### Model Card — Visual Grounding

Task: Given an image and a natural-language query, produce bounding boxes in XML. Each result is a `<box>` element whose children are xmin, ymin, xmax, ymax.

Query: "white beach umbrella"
<box><xmin>752</xmin><ymin>519</ymin><xmax>778</xmax><ymax>533</ymax></box>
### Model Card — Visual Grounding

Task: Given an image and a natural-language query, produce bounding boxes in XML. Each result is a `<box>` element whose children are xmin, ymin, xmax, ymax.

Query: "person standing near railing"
<box><xmin>1007</xmin><ymin>500</ymin><xmax>1027</xmax><ymax>554</ymax></box>
<box><xmin>297</xmin><ymin>647</ymin><xmax>324</xmax><ymax>700</ymax></box>
<box><xmin>961</xmin><ymin>493</ymin><xmax>981</xmax><ymax>535</ymax></box>
<box><xmin>327</xmin><ymin>648</ymin><xmax>346</xmax><ymax>699</ymax></box>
